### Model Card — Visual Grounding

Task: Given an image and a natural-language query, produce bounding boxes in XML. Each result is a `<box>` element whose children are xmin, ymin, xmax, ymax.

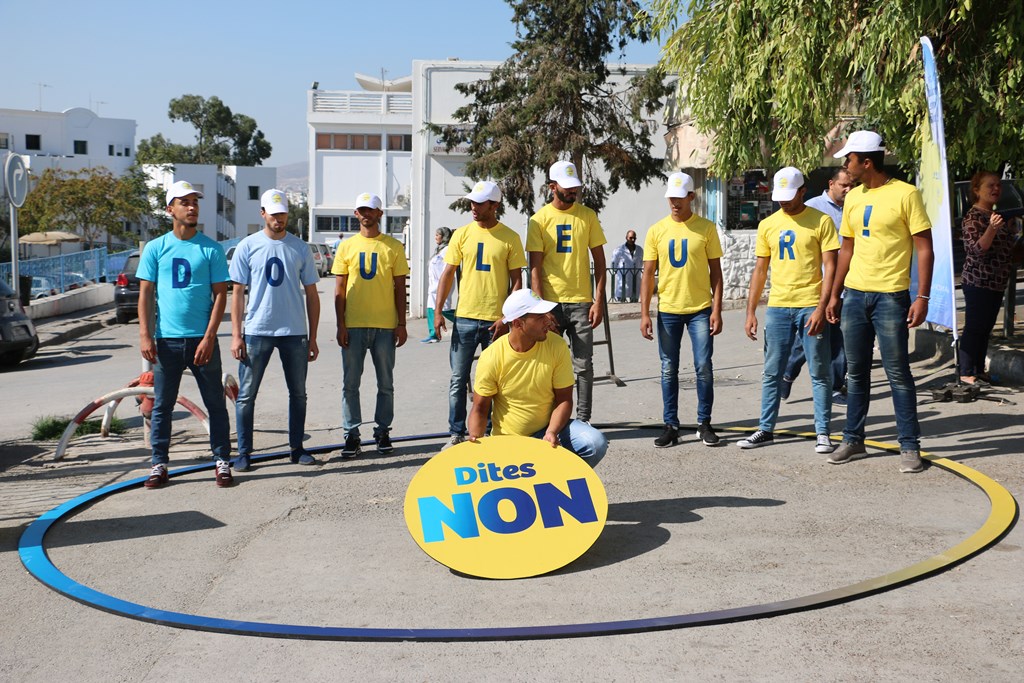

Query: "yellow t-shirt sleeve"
<box><xmin>587</xmin><ymin>215</ymin><xmax>607</xmax><ymax>249</ymax></box>
<box><xmin>905</xmin><ymin>189</ymin><xmax>932</xmax><ymax>235</ymax></box>
<box><xmin>642</xmin><ymin>225</ymin><xmax>658</xmax><ymax>261</ymax></box>
<box><xmin>474</xmin><ymin>346</ymin><xmax>499</xmax><ymax>397</ymax></box>
<box><xmin>819</xmin><ymin>215</ymin><xmax>840</xmax><ymax>252</ymax></box>
<box><xmin>525</xmin><ymin>219</ymin><xmax>544</xmax><ymax>252</ymax></box>
<box><xmin>508</xmin><ymin>233</ymin><xmax>527</xmax><ymax>269</ymax></box>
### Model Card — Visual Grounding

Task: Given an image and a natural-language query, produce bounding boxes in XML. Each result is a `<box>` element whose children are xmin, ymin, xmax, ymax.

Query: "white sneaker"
<box><xmin>815</xmin><ymin>434</ymin><xmax>836</xmax><ymax>454</ymax></box>
<box><xmin>441</xmin><ymin>434</ymin><xmax>465</xmax><ymax>451</ymax></box>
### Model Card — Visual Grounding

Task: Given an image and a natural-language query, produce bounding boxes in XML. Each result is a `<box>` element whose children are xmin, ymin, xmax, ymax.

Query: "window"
<box><xmin>248</xmin><ymin>185</ymin><xmax>259</xmax><ymax>201</ymax></box>
<box><xmin>108</xmin><ymin>144</ymin><xmax>115</xmax><ymax>156</ymax></box>
<box><xmin>386</xmin><ymin>216</ymin><xmax>408</xmax><ymax>233</ymax></box>
<box><xmin>316</xmin><ymin>133</ymin><xmax>383</xmax><ymax>151</ymax></box>
<box><xmin>0</xmin><ymin>133</ymin><xmax>9</xmax><ymax>150</ymax></box>
<box><xmin>73</xmin><ymin>140</ymin><xmax>88</xmax><ymax>155</ymax></box>
<box><xmin>388</xmin><ymin>134</ymin><xmax>413</xmax><ymax>151</ymax></box>
<box><xmin>124</xmin><ymin>146</ymin><xmax>131</xmax><ymax>157</ymax></box>
<box><xmin>316</xmin><ymin>215</ymin><xmax>361</xmax><ymax>232</ymax></box>
<box><xmin>25</xmin><ymin>134</ymin><xmax>41</xmax><ymax>150</ymax></box>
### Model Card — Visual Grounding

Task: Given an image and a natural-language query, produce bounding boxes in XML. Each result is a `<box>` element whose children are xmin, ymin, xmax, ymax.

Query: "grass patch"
<box><xmin>32</xmin><ymin>415</ymin><xmax>129</xmax><ymax>441</ymax></box>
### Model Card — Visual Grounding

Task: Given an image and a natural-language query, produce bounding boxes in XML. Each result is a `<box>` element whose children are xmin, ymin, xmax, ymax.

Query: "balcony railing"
<box><xmin>311</xmin><ymin>91</ymin><xmax>412</xmax><ymax>115</ymax></box>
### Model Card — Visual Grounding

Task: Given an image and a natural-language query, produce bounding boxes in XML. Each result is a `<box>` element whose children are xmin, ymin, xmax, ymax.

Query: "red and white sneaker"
<box><xmin>144</xmin><ymin>464</ymin><xmax>168</xmax><ymax>489</ymax></box>
<box><xmin>215</xmin><ymin>459</ymin><xmax>234</xmax><ymax>488</ymax></box>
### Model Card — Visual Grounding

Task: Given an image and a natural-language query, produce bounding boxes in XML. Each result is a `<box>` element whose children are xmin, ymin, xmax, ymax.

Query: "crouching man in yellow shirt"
<box><xmin>468</xmin><ymin>289</ymin><xmax>608</xmax><ymax>467</ymax></box>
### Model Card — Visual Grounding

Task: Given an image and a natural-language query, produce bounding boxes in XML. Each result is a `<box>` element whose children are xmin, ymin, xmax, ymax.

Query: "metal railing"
<box><xmin>1</xmin><ymin>247</ymin><xmax>109</xmax><ymax>296</ymax></box>
<box><xmin>311</xmin><ymin>91</ymin><xmax>412</xmax><ymax>115</ymax></box>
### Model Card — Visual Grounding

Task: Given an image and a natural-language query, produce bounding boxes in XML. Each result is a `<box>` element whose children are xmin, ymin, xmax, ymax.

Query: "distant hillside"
<box><xmin>276</xmin><ymin>161</ymin><xmax>308</xmax><ymax>193</ymax></box>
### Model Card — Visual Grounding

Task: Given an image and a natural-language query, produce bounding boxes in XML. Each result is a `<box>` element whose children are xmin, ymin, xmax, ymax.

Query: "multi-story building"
<box><xmin>143</xmin><ymin>163</ymin><xmax>276</xmax><ymax>242</ymax></box>
<box><xmin>306</xmin><ymin>74</ymin><xmax>413</xmax><ymax>247</ymax></box>
<box><xmin>0</xmin><ymin>107</ymin><xmax>136</xmax><ymax>202</ymax></box>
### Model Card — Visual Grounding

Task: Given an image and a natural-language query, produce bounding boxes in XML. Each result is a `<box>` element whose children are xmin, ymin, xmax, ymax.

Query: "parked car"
<box><xmin>0</xmin><ymin>279</ymin><xmax>39</xmax><ymax>366</ymax></box>
<box><xmin>31</xmin><ymin>276</ymin><xmax>57</xmax><ymax>299</ymax></box>
<box><xmin>952</xmin><ymin>178</ymin><xmax>1024</xmax><ymax>276</ymax></box>
<box><xmin>114</xmin><ymin>251</ymin><xmax>141</xmax><ymax>324</ymax></box>
<box><xmin>64</xmin><ymin>272</ymin><xmax>92</xmax><ymax>291</ymax></box>
<box><xmin>309</xmin><ymin>243</ymin><xmax>331</xmax><ymax>277</ymax></box>
<box><xmin>225</xmin><ymin>245</ymin><xmax>237</xmax><ymax>269</ymax></box>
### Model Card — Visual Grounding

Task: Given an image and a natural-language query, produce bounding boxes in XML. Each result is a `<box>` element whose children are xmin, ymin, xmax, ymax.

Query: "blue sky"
<box><xmin>7</xmin><ymin>0</ymin><xmax>665</xmax><ymax>167</ymax></box>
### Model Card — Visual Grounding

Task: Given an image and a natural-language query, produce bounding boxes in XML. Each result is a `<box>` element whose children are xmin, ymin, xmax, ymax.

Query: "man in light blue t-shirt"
<box><xmin>229</xmin><ymin>189</ymin><xmax>321</xmax><ymax>471</ymax></box>
<box><xmin>137</xmin><ymin>180</ymin><xmax>233</xmax><ymax>489</ymax></box>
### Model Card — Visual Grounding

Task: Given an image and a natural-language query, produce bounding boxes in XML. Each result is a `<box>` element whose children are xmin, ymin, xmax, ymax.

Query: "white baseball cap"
<box><xmin>354</xmin><ymin>192</ymin><xmax>383</xmax><ymax>210</ymax></box>
<box><xmin>771</xmin><ymin>167</ymin><xmax>805</xmax><ymax>201</ymax></box>
<box><xmin>465</xmin><ymin>180</ymin><xmax>502</xmax><ymax>203</ymax></box>
<box><xmin>664</xmin><ymin>172</ymin><xmax>695</xmax><ymax>198</ymax></box>
<box><xmin>261</xmin><ymin>188</ymin><xmax>288</xmax><ymax>214</ymax></box>
<box><xmin>833</xmin><ymin>130</ymin><xmax>886</xmax><ymax>158</ymax></box>
<box><xmin>165</xmin><ymin>180</ymin><xmax>204</xmax><ymax>206</ymax></box>
<box><xmin>549</xmin><ymin>160</ymin><xmax>582</xmax><ymax>189</ymax></box>
<box><xmin>501</xmin><ymin>289</ymin><xmax>558</xmax><ymax>324</ymax></box>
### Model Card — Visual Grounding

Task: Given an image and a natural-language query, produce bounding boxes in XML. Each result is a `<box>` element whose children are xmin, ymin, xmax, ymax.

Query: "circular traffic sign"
<box><xmin>5</xmin><ymin>153</ymin><xmax>29</xmax><ymax>208</ymax></box>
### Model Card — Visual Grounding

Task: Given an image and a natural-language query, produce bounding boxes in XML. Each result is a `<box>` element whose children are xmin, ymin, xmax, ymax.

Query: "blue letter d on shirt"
<box><xmin>172</xmin><ymin>258</ymin><xmax>192</xmax><ymax>288</ymax></box>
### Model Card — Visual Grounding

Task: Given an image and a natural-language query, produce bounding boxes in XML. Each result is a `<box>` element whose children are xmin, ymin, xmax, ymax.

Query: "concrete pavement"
<box><xmin>1</xmin><ymin>281</ymin><xmax>1021</xmax><ymax>681</ymax></box>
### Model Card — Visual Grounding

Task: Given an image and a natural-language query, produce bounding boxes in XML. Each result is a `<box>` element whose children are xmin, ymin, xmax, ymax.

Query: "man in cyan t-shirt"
<box><xmin>331</xmin><ymin>192</ymin><xmax>410</xmax><ymax>459</ymax></box>
<box><xmin>433</xmin><ymin>180</ymin><xmax>526</xmax><ymax>450</ymax></box>
<box><xmin>137</xmin><ymin>180</ymin><xmax>232</xmax><ymax>488</ymax></box>
<box><xmin>826</xmin><ymin>130</ymin><xmax>934</xmax><ymax>474</ymax></box>
<box><xmin>527</xmin><ymin>161</ymin><xmax>607</xmax><ymax>424</ymax></box>
<box><xmin>640</xmin><ymin>172</ymin><xmax>724</xmax><ymax>448</ymax></box>
<box><xmin>469</xmin><ymin>289</ymin><xmax>607</xmax><ymax>466</ymax></box>
<box><xmin>740</xmin><ymin>167</ymin><xmax>839</xmax><ymax>454</ymax></box>
<box><xmin>229</xmin><ymin>189</ymin><xmax>321</xmax><ymax>472</ymax></box>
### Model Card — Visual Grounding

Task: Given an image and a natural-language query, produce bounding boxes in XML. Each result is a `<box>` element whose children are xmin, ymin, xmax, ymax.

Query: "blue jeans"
<box><xmin>760</xmin><ymin>307</ymin><xmax>832</xmax><ymax>434</ymax></box>
<box><xmin>531</xmin><ymin>419</ymin><xmax>608</xmax><ymax>467</ymax></box>
<box><xmin>342</xmin><ymin>328</ymin><xmax>396</xmax><ymax>438</ymax></box>
<box><xmin>448</xmin><ymin>317</ymin><xmax>494</xmax><ymax>436</ymax></box>
<box><xmin>236</xmin><ymin>334</ymin><xmax>308</xmax><ymax>457</ymax></box>
<box><xmin>151</xmin><ymin>337</ymin><xmax>231</xmax><ymax>465</ymax></box>
<box><xmin>784</xmin><ymin>321</ymin><xmax>846</xmax><ymax>389</ymax></box>
<box><xmin>840</xmin><ymin>288</ymin><xmax>921</xmax><ymax>450</ymax></box>
<box><xmin>657</xmin><ymin>308</ymin><xmax>714</xmax><ymax>426</ymax></box>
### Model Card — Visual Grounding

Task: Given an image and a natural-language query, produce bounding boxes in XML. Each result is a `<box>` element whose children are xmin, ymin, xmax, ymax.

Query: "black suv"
<box><xmin>0</xmin><ymin>279</ymin><xmax>39</xmax><ymax>366</ymax></box>
<box><xmin>114</xmin><ymin>250</ymin><xmax>141</xmax><ymax>324</ymax></box>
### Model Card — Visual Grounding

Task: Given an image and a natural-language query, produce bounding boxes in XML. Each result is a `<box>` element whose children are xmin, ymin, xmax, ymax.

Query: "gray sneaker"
<box><xmin>899</xmin><ymin>450</ymin><xmax>924</xmax><ymax>474</ymax></box>
<box><xmin>441</xmin><ymin>434</ymin><xmax>466</xmax><ymax>451</ymax></box>
<box><xmin>828</xmin><ymin>441</ymin><xmax>866</xmax><ymax>464</ymax></box>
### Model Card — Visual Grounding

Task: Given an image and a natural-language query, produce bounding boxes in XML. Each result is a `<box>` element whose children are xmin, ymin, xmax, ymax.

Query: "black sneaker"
<box><xmin>341</xmin><ymin>433</ymin><xmax>362</xmax><ymax>459</ymax></box>
<box><xmin>654</xmin><ymin>425</ymin><xmax>679</xmax><ymax>448</ymax></box>
<box><xmin>375</xmin><ymin>430</ymin><xmax>393</xmax><ymax>454</ymax></box>
<box><xmin>737</xmin><ymin>429</ymin><xmax>773</xmax><ymax>449</ymax></box>
<box><xmin>697</xmin><ymin>421</ymin><xmax>720</xmax><ymax>446</ymax></box>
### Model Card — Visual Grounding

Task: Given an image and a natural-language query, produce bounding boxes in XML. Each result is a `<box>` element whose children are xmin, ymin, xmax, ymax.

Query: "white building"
<box><xmin>0</xmin><ymin>107</ymin><xmax>136</xmax><ymax>202</ymax></box>
<box><xmin>143</xmin><ymin>163</ymin><xmax>277</xmax><ymax>242</ymax></box>
<box><xmin>306</xmin><ymin>74</ymin><xmax>414</xmax><ymax>247</ymax></box>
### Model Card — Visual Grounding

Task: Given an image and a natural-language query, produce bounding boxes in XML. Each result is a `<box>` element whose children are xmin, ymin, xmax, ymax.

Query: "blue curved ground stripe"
<box><xmin>18</xmin><ymin>429</ymin><xmax>1019</xmax><ymax>641</ymax></box>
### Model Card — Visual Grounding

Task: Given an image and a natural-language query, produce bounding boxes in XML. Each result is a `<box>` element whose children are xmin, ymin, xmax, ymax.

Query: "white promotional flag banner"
<box><xmin>918</xmin><ymin>36</ymin><xmax>958</xmax><ymax>337</ymax></box>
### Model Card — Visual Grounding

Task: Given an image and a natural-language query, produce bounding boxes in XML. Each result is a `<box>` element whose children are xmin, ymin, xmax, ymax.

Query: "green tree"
<box><xmin>430</xmin><ymin>0</ymin><xmax>672</xmax><ymax>214</ymax></box>
<box><xmin>20</xmin><ymin>168</ymin><xmax>150</xmax><ymax>249</ymax></box>
<box><xmin>287</xmin><ymin>201</ymin><xmax>308</xmax><ymax>238</ymax></box>
<box><xmin>136</xmin><ymin>95</ymin><xmax>273</xmax><ymax>166</ymax></box>
<box><xmin>645</xmin><ymin>1</ymin><xmax>1024</xmax><ymax>177</ymax></box>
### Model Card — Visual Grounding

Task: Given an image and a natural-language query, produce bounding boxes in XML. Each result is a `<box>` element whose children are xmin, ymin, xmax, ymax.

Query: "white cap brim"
<box><xmin>502</xmin><ymin>298</ymin><xmax>557</xmax><ymax>323</ymax></box>
<box><xmin>771</xmin><ymin>187</ymin><xmax>798</xmax><ymax>201</ymax></box>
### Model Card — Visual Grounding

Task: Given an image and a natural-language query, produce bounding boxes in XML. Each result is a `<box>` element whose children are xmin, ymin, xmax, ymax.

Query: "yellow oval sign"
<box><xmin>404</xmin><ymin>435</ymin><xmax>608</xmax><ymax>579</ymax></box>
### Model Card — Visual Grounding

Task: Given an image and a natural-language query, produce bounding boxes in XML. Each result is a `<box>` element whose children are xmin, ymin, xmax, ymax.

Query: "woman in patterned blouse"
<box><xmin>958</xmin><ymin>171</ymin><xmax>1021</xmax><ymax>385</ymax></box>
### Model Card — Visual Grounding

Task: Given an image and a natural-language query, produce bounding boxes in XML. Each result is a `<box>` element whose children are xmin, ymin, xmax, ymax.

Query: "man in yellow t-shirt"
<box><xmin>432</xmin><ymin>180</ymin><xmax>526</xmax><ymax>449</ymax></box>
<box><xmin>640</xmin><ymin>172</ymin><xmax>724</xmax><ymax>448</ymax></box>
<box><xmin>741</xmin><ymin>167</ymin><xmax>839</xmax><ymax>454</ymax></box>
<box><xmin>469</xmin><ymin>289</ymin><xmax>608</xmax><ymax>467</ymax></box>
<box><xmin>825</xmin><ymin>130</ymin><xmax>934</xmax><ymax>474</ymax></box>
<box><xmin>527</xmin><ymin>161</ymin><xmax>607</xmax><ymax>423</ymax></box>
<box><xmin>331</xmin><ymin>192</ymin><xmax>410</xmax><ymax>459</ymax></box>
